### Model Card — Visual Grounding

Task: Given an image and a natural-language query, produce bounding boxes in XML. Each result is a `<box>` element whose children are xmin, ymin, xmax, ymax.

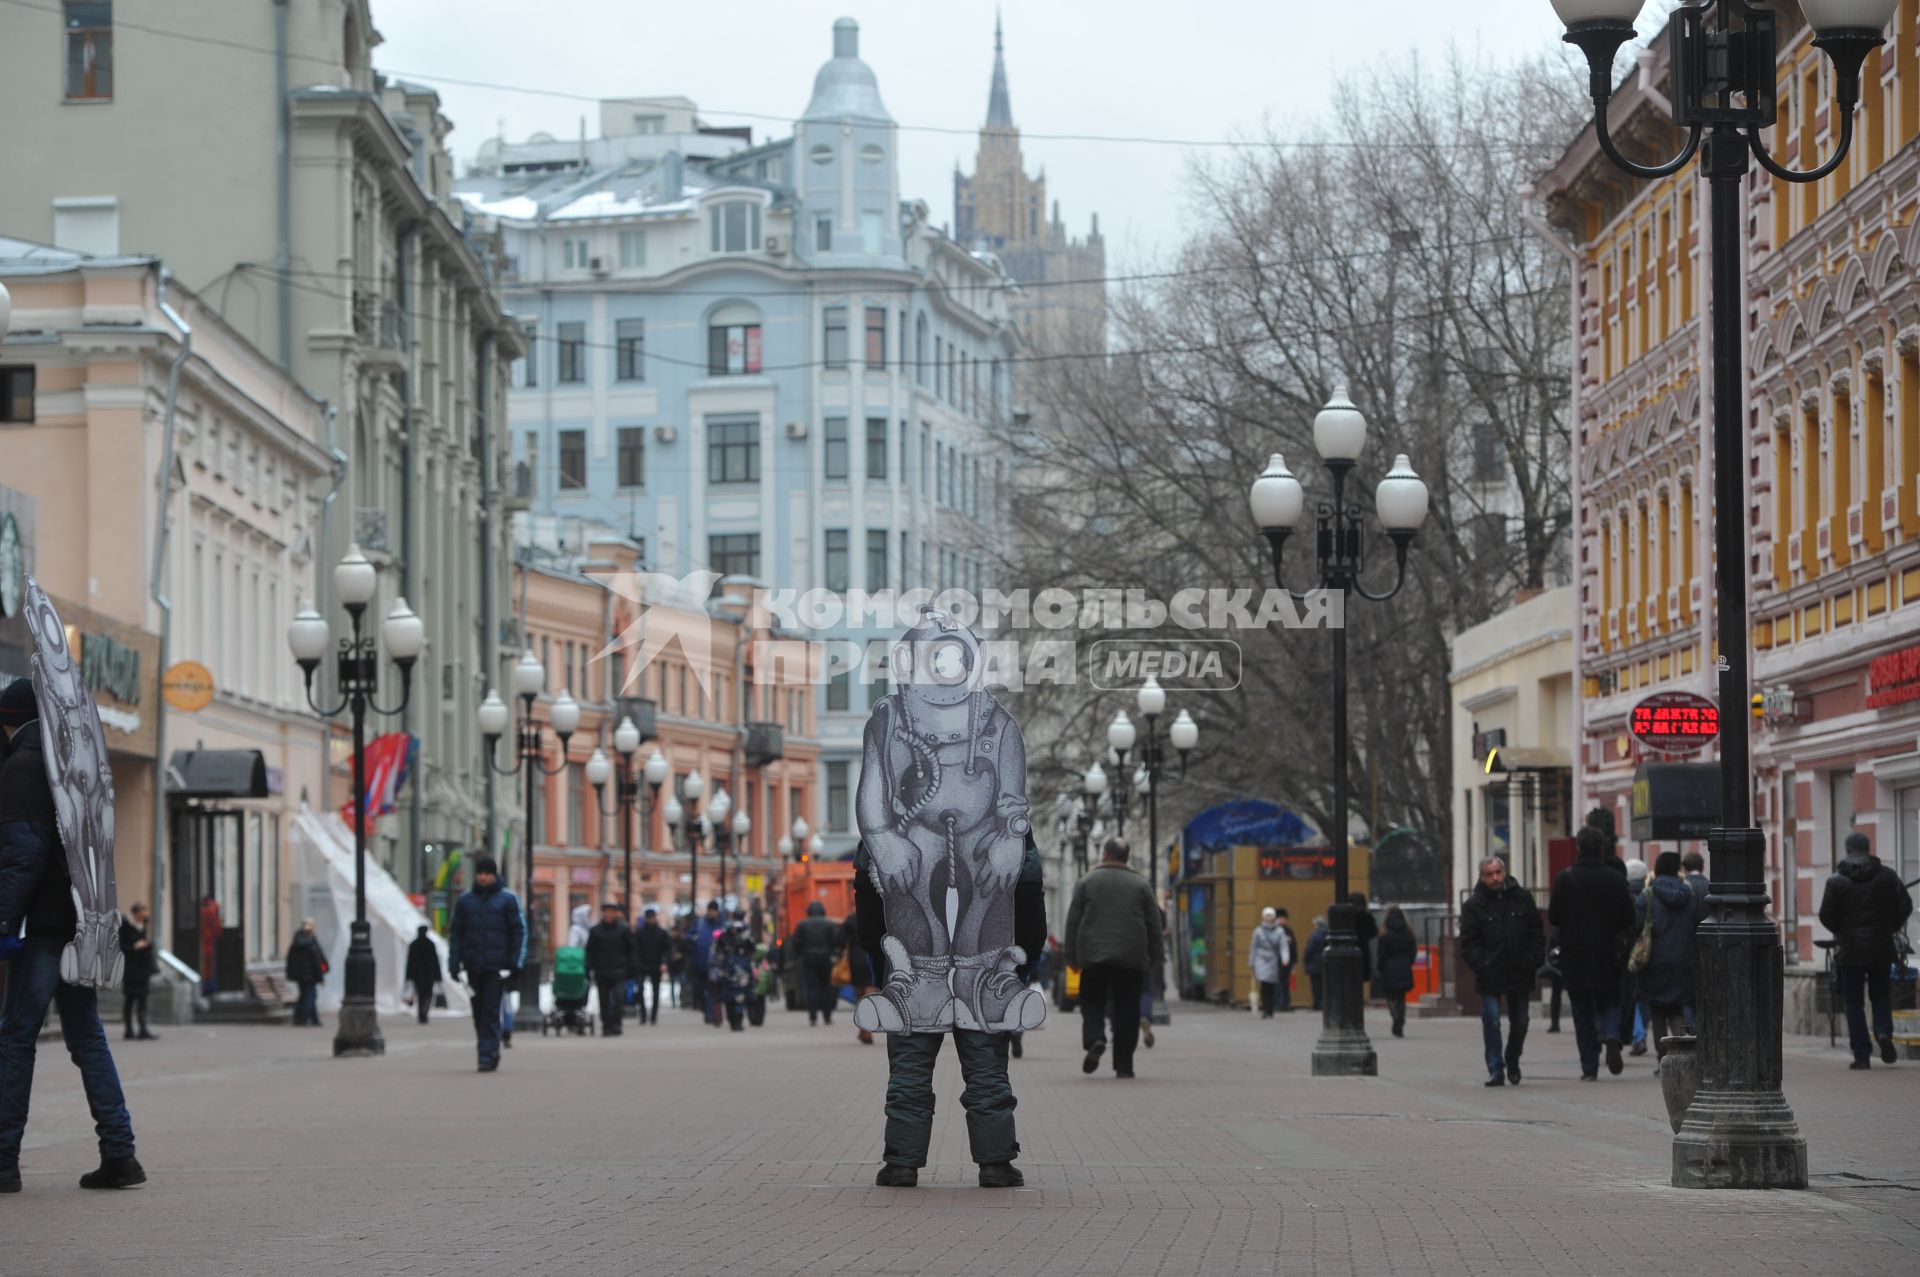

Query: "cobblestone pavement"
<box><xmin>3</xmin><ymin>996</ymin><xmax>1916</xmax><ymax>1275</ymax></box>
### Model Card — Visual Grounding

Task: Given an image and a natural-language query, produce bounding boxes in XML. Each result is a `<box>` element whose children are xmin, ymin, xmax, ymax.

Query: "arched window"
<box><xmin>707</xmin><ymin>302</ymin><xmax>763</xmax><ymax>375</ymax></box>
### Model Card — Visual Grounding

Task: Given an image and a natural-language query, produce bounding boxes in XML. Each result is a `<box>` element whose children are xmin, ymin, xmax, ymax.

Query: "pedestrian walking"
<box><xmin>667</xmin><ymin>921</ymin><xmax>689</xmax><ymax>1009</ymax></box>
<box><xmin>1681</xmin><ymin>850</ymin><xmax>1710</xmax><ymax>911</ymax></box>
<box><xmin>1539</xmin><ymin>940</ymin><xmax>1564</xmax><ymax>1033</ymax></box>
<box><xmin>0</xmin><ymin>678</ymin><xmax>144</xmax><ymax>1192</ymax></box>
<box><xmin>585</xmin><ymin>902</ymin><xmax>633</xmax><ymax>1037</ymax></box>
<box><xmin>1375</xmin><ymin>905</ymin><xmax>1418</xmax><ymax>1038</ymax></box>
<box><xmin>1621</xmin><ymin>858</ymin><xmax>1649</xmax><ymax>1056</ymax></box>
<box><xmin>857</xmin><ymin>833</ymin><xmax>1046</xmax><ymax>1187</ymax></box>
<box><xmin>284</xmin><ymin>919</ymin><xmax>329</xmax><ymax>1028</ymax></box>
<box><xmin>1637</xmin><ymin>851</ymin><xmax>1699</xmax><ymax>1063</ymax></box>
<box><xmin>1459</xmin><ymin>855</ymin><xmax>1544</xmax><ymax>1085</ymax></box>
<box><xmin>1249</xmin><ymin>907</ymin><xmax>1294</xmax><ymax>1018</ymax></box>
<box><xmin>708</xmin><ymin>912</ymin><xmax>756</xmax><ymax>1031</ymax></box>
<box><xmin>686</xmin><ymin>900</ymin><xmax>723</xmax><ymax>1024</ymax></box>
<box><xmin>1063</xmin><ymin>837</ymin><xmax>1164</xmax><ymax>1079</ymax></box>
<box><xmin>566</xmin><ymin>903</ymin><xmax>592</xmax><ymax>949</ymax></box>
<box><xmin>1548</xmin><ymin>825</ymin><xmax>1637</xmax><ymax>1080</ymax></box>
<box><xmin>446</xmin><ymin>855</ymin><xmax>525</xmax><ymax>1073</ymax></box>
<box><xmin>632</xmin><ymin>908</ymin><xmax>670</xmax><ymax>1025</ymax></box>
<box><xmin>839</xmin><ymin>905</ymin><xmax>875</xmax><ymax>1044</ymax></box>
<box><xmin>788</xmin><ymin>900</ymin><xmax>840</xmax><ymax>1027</ymax></box>
<box><xmin>117</xmin><ymin>902</ymin><xmax>159</xmax><ymax>1041</ymax></box>
<box><xmin>1818</xmin><ymin>830</ymin><xmax>1914</xmax><ymax>1069</ymax></box>
<box><xmin>1303</xmin><ymin>915</ymin><xmax>1328</xmax><ymax>1011</ymax></box>
<box><xmin>405</xmin><ymin>925</ymin><xmax>442</xmax><ymax>1025</ymax></box>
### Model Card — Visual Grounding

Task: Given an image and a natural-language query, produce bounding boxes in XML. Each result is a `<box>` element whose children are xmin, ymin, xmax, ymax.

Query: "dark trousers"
<box><xmin>596</xmin><ymin>979</ymin><xmax>625</xmax><ymax>1033</ymax></box>
<box><xmin>1545</xmin><ymin>971</ymin><xmax>1563</xmax><ymax>1030</ymax></box>
<box><xmin>412</xmin><ymin>980</ymin><xmax>432</xmax><ymax>1024</ymax></box>
<box><xmin>0</xmin><ymin>939</ymin><xmax>137</xmax><ymax>1165</ymax></box>
<box><xmin>469</xmin><ymin>971</ymin><xmax>503</xmax><ymax>1068</ymax></box>
<box><xmin>1567</xmin><ymin>987</ymin><xmax>1622</xmax><ymax>1077</ymax></box>
<box><xmin>1479</xmin><ymin>992</ymin><xmax>1529</xmax><ymax>1078</ymax></box>
<box><xmin>1257</xmin><ymin>980</ymin><xmax>1278</xmax><ymax>1016</ymax></box>
<box><xmin>1078</xmin><ymin>963</ymin><xmax>1144</xmax><ymax>1074</ymax></box>
<box><xmin>293</xmin><ymin>981</ymin><xmax>320</xmax><ymax>1026</ymax></box>
<box><xmin>641</xmin><ymin>972</ymin><xmax>663</xmax><ymax>1023</ymax></box>
<box><xmin>1308</xmin><ymin>971</ymin><xmax>1324</xmax><ymax>1010</ymax></box>
<box><xmin>1387</xmin><ymin>992</ymin><xmax>1407</xmax><ymax>1033</ymax></box>
<box><xmin>883</xmin><ymin>1029</ymin><xmax>1018</xmax><ymax>1167</ymax></box>
<box><xmin>722</xmin><ymin>994</ymin><xmax>744</xmax><ymax>1030</ymax></box>
<box><xmin>1275</xmin><ymin>967</ymin><xmax>1292</xmax><ymax>1010</ymax></box>
<box><xmin>667</xmin><ymin>972</ymin><xmax>682</xmax><ymax>1009</ymax></box>
<box><xmin>122</xmin><ymin>986</ymin><xmax>150</xmax><ymax>1038</ymax></box>
<box><xmin>686</xmin><ymin>967</ymin><xmax>709</xmax><ymax>1018</ymax></box>
<box><xmin>1838</xmin><ymin>963</ymin><xmax>1894</xmax><ymax>1063</ymax></box>
<box><xmin>802</xmin><ymin>961</ymin><xmax>835</xmax><ymax>1023</ymax></box>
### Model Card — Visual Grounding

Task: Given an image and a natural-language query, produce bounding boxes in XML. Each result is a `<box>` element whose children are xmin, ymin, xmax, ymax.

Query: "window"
<box><xmin>562</xmin><ymin>238</ymin><xmax>590</xmax><ymax>269</ymax></box>
<box><xmin>617</xmin><ymin>427</ymin><xmax>645</xmax><ymax>488</ymax></box>
<box><xmin>934</xmin><ymin>337</ymin><xmax>944</xmax><ymax>397</ymax></box>
<box><xmin>824</xmin><ymin>530</ymin><xmax>849</xmax><ymax>591</ymax></box>
<box><xmin>936</xmin><ymin>445</ymin><xmax>946</xmax><ymax>506</ymax></box>
<box><xmin>862</xmin><ymin>210</ymin><xmax>884</xmax><ymax>254</ymax></box>
<box><xmin>707</xmin><ymin>322</ymin><xmax>762</xmax><ymax>375</ymax></box>
<box><xmin>631</xmin><ymin>114</ymin><xmax>664</xmax><ymax>134</ymax></box>
<box><xmin>899</xmin><ymin>419</ymin><xmax>909</xmax><ymax>480</ymax></box>
<box><xmin>618</xmin><ymin>230</ymin><xmax>646</xmax><ymax>268</ymax></box>
<box><xmin>557</xmin><ymin>321</ymin><xmax>585</xmax><ymax>383</ymax></box>
<box><xmin>823</xmin><ymin>418</ymin><xmax>849</xmax><ymax>480</ymax></box>
<box><xmin>867</xmin><ymin>530</ymin><xmax>889</xmax><ymax>591</ymax></box>
<box><xmin>865</xmin><ymin>307</ymin><xmax>887</xmax><ymax>368</ymax></box>
<box><xmin>865</xmin><ymin>417</ymin><xmax>888</xmax><ymax>480</ymax></box>
<box><xmin>64</xmin><ymin>2</ymin><xmax>112</xmax><ymax>100</ymax></box>
<box><xmin>708</xmin><ymin>417</ymin><xmax>760</xmax><ymax>483</ymax></box>
<box><xmin>899</xmin><ymin>531</ymin><xmax>910</xmax><ymax>588</ymax></box>
<box><xmin>827</xmin><ymin>761</ymin><xmax>850</xmax><ymax>829</ymax></box>
<box><xmin>558</xmin><ymin>430</ymin><xmax>586</xmax><ymax>490</ymax></box>
<box><xmin>827</xmin><ymin>670</ymin><xmax>851</xmax><ymax>714</ymax></box>
<box><xmin>920</xmin><ymin>424</ymin><xmax>930</xmax><ymax>492</ymax></box>
<box><xmin>710</xmin><ymin>201</ymin><xmax>762</xmax><ymax>253</ymax></box>
<box><xmin>615</xmin><ymin>318</ymin><xmax>645</xmax><ymax>381</ymax></box>
<box><xmin>824</xmin><ymin>307</ymin><xmax>848</xmax><ymax>369</ymax></box>
<box><xmin>815</xmin><ymin>216</ymin><xmax>832</xmax><ymax>253</ymax></box>
<box><xmin>915</xmin><ymin>315</ymin><xmax>928</xmax><ymax>384</ymax></box>
<box><xmin>0</xmin><ymin>367</ymin><xmax>34</xmax><ymax>423</ymax></box>
<box><xmin>519</xmin><ymin>321</ymin><xmax>538</xmax><ymax>387</ymax></box>
<box><xmin>709</xmin><ymin>533</ymin><xmax>760</xmax><ymax>578</ymax></box>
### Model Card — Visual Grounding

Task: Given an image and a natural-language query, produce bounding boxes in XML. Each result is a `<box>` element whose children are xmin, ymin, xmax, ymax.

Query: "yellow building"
<box><xmin>1534</xmin><ymin>4</ymin><xmax>1920</xmax><ymax>1020</ymax></box>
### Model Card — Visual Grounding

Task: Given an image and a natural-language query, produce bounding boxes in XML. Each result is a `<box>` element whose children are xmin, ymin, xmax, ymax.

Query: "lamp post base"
<box><xmin>511</xmin><ymin>960</ymin><xmax>545</xmax><ymax>1034</ymax></box>
<box><xmin>1672</xmin><ymin>1095</ymin><xmax>1807</xmax><ymax>1189</ymax></box>
<box><xmin>333</xmin><ymin>921</ymin><xmax>384</xmax><ymax>1057</ymax></box>
<box><xmin>1311</xmin><ymin>906</ymin><xmax>1377</xmax><ymax>1077</ymax></box>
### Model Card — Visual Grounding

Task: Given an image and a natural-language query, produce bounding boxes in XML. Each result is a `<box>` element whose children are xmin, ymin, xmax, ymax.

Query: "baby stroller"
<box><xmin>542</xmin><ymin>946</ymin><xmax>595</xmax><ymax>1036</ymax></box>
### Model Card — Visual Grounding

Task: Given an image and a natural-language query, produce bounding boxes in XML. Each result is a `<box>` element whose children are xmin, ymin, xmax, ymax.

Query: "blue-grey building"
<box><xmin>456</xmin><ymin>19</ymin><xmax>1018</xmax><ymax>852</ymax></box>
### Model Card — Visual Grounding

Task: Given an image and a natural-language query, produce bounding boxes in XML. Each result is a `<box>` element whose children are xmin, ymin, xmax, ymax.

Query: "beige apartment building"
<box><xmin>0</xmin><ymin>0</ymin><xmax>527</xmax><ymax>897</ymax></box>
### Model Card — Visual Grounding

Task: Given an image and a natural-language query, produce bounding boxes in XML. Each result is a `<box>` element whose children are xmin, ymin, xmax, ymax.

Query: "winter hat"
<box><xmin>0</xmin><ymin>678</ymin><xmax>37</xmax><ymax>729</ymax></box>
<box><xmin>1844</xmin><ymin>831</ymin><xmax>1871</xmax><ymax>857</ymax></box>
<box><xmin>1654</xmin><ymin>851</ymin><xmax>1682</xmax><ymax>876</ymax></box>
<box><xmin>472</xmin><ymin>855</ymin><xmax>500</xmax><ymax>877</ymax></box>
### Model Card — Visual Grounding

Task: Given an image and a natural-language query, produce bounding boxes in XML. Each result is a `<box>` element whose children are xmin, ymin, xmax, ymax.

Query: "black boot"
<box><xmin>0</xmin><ymin>1164</ymin><xmax>19</xmax><ymax>1194</ymax></box>
<box><xmin>875</xmin><ymin>1164</ymin><xmax>918</xmax><ymax>1187</ymax></box>
<box><xmin>79</xmin><ymin>1156</ymin><xmax>146</xmax><ymax>1190</ymax></box>
<box><xmin>978</xmin><ymin>1162</ymin><xmax>1024</xmax><ymax>1188</ymax></box>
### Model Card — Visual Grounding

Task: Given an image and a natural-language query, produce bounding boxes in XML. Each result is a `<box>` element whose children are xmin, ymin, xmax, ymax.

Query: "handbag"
<box><xmin>1627</xmin><ymin>880</ymin><xmax>1656</xmax><ymax>974</ymax></box>
<box><xmin>831</xmin><ymin>952</ymin><xmax>851</xmax><ymax>987</ymax></box>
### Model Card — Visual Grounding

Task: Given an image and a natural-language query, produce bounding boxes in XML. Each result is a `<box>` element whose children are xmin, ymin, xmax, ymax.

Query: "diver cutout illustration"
<box><xmin>854</xmin><ymin>606</ymin><xmax>1046</xmax><ymax>1034</ymax></box>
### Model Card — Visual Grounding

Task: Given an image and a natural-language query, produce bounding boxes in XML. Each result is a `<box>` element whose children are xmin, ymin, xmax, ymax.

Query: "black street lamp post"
<box><xmin>477</xmin><ymin>651</ymin><xmax>581</xmax><ymax>1034</ymax></box>
<box><xmin>1117</xmin><ymin>682</ymin><xmax>1199</xmax><ymax>1026</ymax></box>
<box><xmin>1250</xmin><ymin>389</ymin><xmax>1432</xmax><ymax>1077</ymax></box>
<box><xmin>663</xmin><ymin>769</ymin><xmax>706</xmax><ymax>916</ymax></box>
<box><xmin>1553</xmin><ymin>0</ymin><xmax>1897</xmax><ymax>1189</ymax></box>
<box><xmin>288</xmin><ymin>544</ymin><xmax>425</xmax><ymax>1058</ymax></box>
<box><xmin>586</xmin><ymin>722</ymin><xmax>668</xmax><ymax>917</ymax></box>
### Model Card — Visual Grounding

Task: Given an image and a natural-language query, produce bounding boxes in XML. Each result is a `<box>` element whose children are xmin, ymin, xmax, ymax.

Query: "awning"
<box><xmin>168</xmin><ymin>749</ymin><xmax>269</xmax><ymax>799</ymax></box>
<box><xmin>1630</xmin><ymin>762</ymin><xmax>1720</xmax><ymax>841</ymax></box>
<box><xmin>1483</xmin><ymin>745</ymin><xmax>1573</xmax><ymax>774</ymax></box>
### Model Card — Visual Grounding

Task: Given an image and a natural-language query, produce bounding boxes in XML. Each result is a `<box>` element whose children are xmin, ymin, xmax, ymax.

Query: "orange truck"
<box><xmin>779</xmin><ymin>858</ymin><xmax>859</xmax><ymax>1010</ymax></box>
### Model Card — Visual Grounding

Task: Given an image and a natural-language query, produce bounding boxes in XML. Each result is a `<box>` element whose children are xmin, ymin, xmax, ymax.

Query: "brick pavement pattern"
<box><xmin>2</xmin><ymin>1001</ymin><xmax>1916</xmax><ymax>1275</ymax></box>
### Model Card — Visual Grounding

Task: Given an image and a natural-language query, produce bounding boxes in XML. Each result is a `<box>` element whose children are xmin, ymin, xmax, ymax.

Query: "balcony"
<box><xmin>744</xmin><ymin>721</ymin><xmax>784</xmax><ymax>767</ymax></box>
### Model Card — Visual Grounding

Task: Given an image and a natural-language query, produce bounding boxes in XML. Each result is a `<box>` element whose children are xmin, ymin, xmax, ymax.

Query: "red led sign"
<box><xmin>1629</xmin><ymin>691</ymin><xmax>1719</xmax><ymax>755</ymax></box>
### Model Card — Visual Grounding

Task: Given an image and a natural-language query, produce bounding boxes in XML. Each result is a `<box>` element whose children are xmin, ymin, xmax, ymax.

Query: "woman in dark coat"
<box><xmin>1374</xmin><ymin>906</ymin><xmax>1418</xmax><ymax>1037</ymax></box>
<box><xmin>284</xmin><ymin>919</ymin><xmax>329</xmax><ymax>1027</ymax></box>
<box><xmin>1636</xmin><ymin>851</ymin><xmax>1698</xmax><ymax>1060</ymax></box>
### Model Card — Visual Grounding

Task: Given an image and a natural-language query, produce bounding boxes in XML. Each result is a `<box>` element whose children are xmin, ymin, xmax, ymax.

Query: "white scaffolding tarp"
<box><xmin>288</xmin><ymin>806</ymin><xmax>469</xmax><ymax>1018</ymax></box>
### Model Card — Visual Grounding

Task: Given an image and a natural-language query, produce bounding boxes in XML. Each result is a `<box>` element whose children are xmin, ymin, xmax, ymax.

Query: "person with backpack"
<box><xmin>1818</xmin><ymin>831</ymin><xmax>1915</xmax><ymax>1069</ymax></box>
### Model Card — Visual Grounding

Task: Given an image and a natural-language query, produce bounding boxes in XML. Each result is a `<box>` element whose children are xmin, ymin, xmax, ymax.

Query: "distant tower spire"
<box><xmin>986</xmin><ymin>9</ymin><xmax>1013</xmax><ymax>129</ymax></box>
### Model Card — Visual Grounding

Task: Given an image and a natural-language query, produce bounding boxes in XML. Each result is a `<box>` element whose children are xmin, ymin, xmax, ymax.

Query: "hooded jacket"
<box><xmin>1818</xmin><ymin>851</ymin><xmax>1914</xmax><ymax>968</ymax></box>
<box><xmin>1636</xmin><ymin>873</ymin><xmax>1700</xmax><ymax>1009</ymax></box>
<box><xmin>448</xmin><ymin>880</ymin><xmax>528</xmax><ymax>976</ymax></box>
<box><xmin>567</xmin><ymin>905</ymin><xmax>593</xmax><ymax>949</ymax></box>
<box><xmin>1374</xmin><ymin>912</ymin><xmax>1418</xmax><ymax>997</ymax></box>
<box><xmin>0</xmin><ymin>720</ymin><xmax>78</xmax><ymax>944</ymax></box>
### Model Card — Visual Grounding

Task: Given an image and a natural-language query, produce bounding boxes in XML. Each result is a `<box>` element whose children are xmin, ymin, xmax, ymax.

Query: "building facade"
<box><xmin>455</xmin><ymin>19</ymin><xmax>1016</xmax><ymax>854</ymax></box>
<box><xmin>0</xmin><ymin>244</ymin><xmax>331</xmax><ymax>971</ymax></box>
<box><xmin>0</xmin><ymin>0</ymin><xmax>526</xmax><ymax>900</ymax></box>
<box><xmin>1536</xmin><ymin>6</ymin><xmax>1920</xmax><ymax>1013</ymax></box>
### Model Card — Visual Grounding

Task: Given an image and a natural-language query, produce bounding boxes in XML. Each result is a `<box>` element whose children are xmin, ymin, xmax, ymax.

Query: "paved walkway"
<box><xmin>4</xmin><ymin>997</ymin><xmax>1916</xmax><ymax>1275</ymax></box>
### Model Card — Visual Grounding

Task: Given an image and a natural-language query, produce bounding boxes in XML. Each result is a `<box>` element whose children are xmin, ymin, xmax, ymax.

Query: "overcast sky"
<box><xmin>371</xmin><ymin>0</ymin><xmax>1650</xmax><ymax>271</ymax></box>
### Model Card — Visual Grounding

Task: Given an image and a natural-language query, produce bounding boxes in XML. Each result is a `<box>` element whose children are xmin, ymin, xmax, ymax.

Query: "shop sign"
<box><xmin>50</xmin><ymin>601</ymin><xmax>159</xmax><ymax>758</ymax></box>
<box><xmin>161</xmin><ymin>660</ymin><xmax>215</xmax><ymax>712</ymax></box>
<box><xmin>1866</xmin><ymin>643</ymin><xmax>1920</xmax><ymax>709</ymax></box>
<box><xmin>1628</xmin><ymin>691</ymin><xmax>1719</xmax><ymax>754</ymax></box>
<box><xmin>1257</xmin><ymin>846</ymin><xmax>1335</xmax><ymax>880</ymax></box>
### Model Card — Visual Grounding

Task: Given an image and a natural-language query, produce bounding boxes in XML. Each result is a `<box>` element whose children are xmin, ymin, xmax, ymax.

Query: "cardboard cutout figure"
<box><xmin>854</xmin><ymin>606</ymin><xmax>1045</xmax><ymax>1033</ymax></box>
<box><xmin>23</xmin><ymin>576</ymin><xmax>123</xmax><ymax>988</ymax></box>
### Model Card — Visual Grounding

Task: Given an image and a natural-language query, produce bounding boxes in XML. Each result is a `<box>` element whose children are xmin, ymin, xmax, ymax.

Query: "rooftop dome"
<box><xmin>802</xmin><ymin>18</ymin><xmax>892</xmax><ymax>124</ymax></box>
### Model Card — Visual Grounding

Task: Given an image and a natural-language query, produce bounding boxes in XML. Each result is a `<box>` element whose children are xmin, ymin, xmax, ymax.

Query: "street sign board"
<box><xmin>161</xmin><ymin>659</ymin><xmax>215</xmax><ymax>712</ymax></box>
<box><xmin>1628</xmin><ymin>690</ymin><xmax>1719</xmax><ymax>754</ymax></box>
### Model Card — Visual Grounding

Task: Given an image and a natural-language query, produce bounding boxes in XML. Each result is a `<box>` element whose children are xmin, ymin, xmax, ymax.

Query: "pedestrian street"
<box><xmin>7</xmin><ymin>1002</ymin><xmax>1915</xmax><ymax>1276</ymax></box>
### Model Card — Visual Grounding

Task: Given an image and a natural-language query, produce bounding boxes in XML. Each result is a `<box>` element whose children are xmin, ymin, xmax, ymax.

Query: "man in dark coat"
<box><xmin>860</xmin><ymin>835</ymin><xmax>1045</xmax><ymax>1187</ymax></box>
<box><xmin>632</xmin><ymin>908</ymin><xmax>671</xmax><ymax>1025</ymax></box>
<box><xmin>0</xmin><ymin>678</ymin><xmax>144</xmax><ymax>1192</ymax></box>
<box><xmin>1549</xmin><ymin>825</ymin><xmax>1637</xmax><ymax>1079</ymax></box>
<box><xmin>1064</xmin><ymin>838</ymin><xmax>1165</xmax><ymax>1080</ymax></box>
<box><xmin>447</xmin><ymin>855</ymin><xmax>526</xmax><ymax>1072</ymax></box>
<box><xmin>1818</xmin><ymin>831</ymin><xmax>1915</xmax><ymax>1068</ymax></box>
<box><xmin>118</xmin><ymin>902</ymin><xmax>159</xmax><ymax>1041</ymax></box>
<box><xmin>1459</xmin><ymin>855</ymin><xmax>1545</xmax><ymax>1085</ymax></box>
<box><xmin>788</xmin><ymin>900</ymin><xmax>841</xmax><ymax>1027</ymax></box>
<box><xmin>584</xmin><ymin>902</ymin><xmax>634</xmax><ymax>1036</ymax></box>
<box><xmin>284</xmin><ymin>919</ymin><xmax>329</xmax><ymax>1027</ymax></box>
<box><xmin>405</xmin><ymin>925</ymin><xmax>442</xmax><ymax>1025</ymax></box>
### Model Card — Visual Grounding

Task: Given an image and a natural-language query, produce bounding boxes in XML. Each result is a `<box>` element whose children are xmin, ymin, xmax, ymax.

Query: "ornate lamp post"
<box><xmin>1249</xmin><ymin>387</ymin><xmax>1431</xmax><ymax>1077</ymax></box>
<box><xmin>708</xmin><ymin>785</ymin><xmax>735</xmax><ymax>909</ymax></box>
<box><xmin>1551</xmin><ymin>0</ymin><xmax>1898</xmax><ymax>1189</ymax></box>
<box><xmin>665</xmin><ymin>769</ymin><xmax>706</xmax><ymax>911</ymax></box>
<box><xmin>1127</xmin><ymin>678</ymin><xmax>1199</xmax><ymax>1027</ymax></box>
<box><xmin>477</xmin><ymin>650</ymin><xmax>581</xmax><ymax>1033</ymax></box>
<box><xmin>586</xmin><ymin>719</ymin><xmax>663</xmax><ymax>917</ymax></box>
<box><xmin>288</xmin><ymin>544</ymin><xmax>424</xmax><ymax>1057</ymax></box>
